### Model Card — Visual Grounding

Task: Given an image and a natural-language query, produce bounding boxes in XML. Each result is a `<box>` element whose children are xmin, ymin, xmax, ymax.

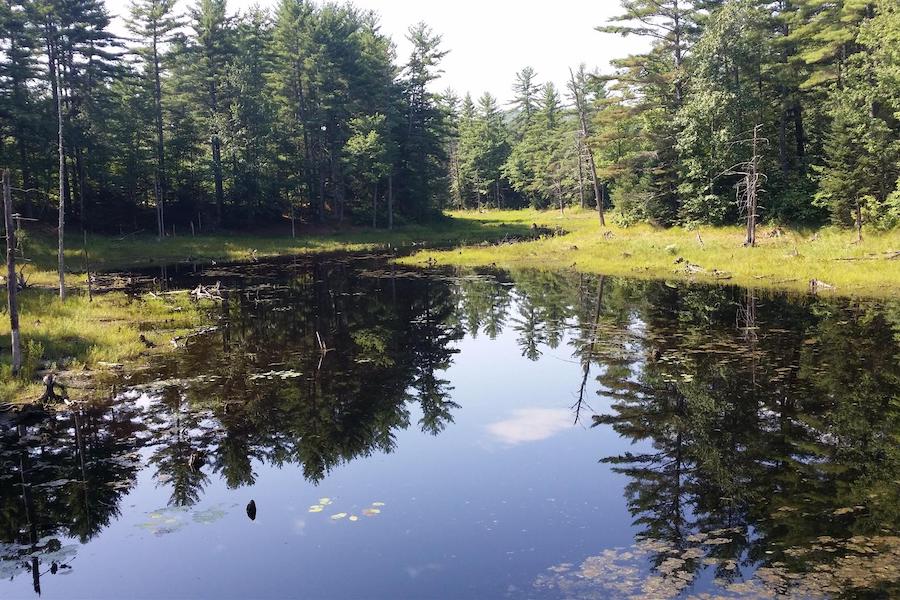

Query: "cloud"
<box><xmin>487</xmin><ymin>408</ymin><xmax>571</xmax><ymax>445</ymax></box>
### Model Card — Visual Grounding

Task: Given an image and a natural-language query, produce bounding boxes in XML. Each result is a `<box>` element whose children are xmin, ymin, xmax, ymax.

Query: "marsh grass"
<box><xmin>17</xmin><ymin>217</ymin><xmax>531</xmax><ymax>287</ymax></box>
<box><xmin>1</xmin><ymin>289</ymin><xmax>206</xmax><ymax>402</ymax></box>
<box><xmin>399</xmin><ymin>209</ymin><xmax>900</xmax><ymax>297</ymax></box>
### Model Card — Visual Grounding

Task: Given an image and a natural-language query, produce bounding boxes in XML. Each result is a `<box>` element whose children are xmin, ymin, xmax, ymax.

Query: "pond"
<box><xmin>1</xmin><ymin>255</ymin><xmax>899</xmax><ymax>599</ymax></box>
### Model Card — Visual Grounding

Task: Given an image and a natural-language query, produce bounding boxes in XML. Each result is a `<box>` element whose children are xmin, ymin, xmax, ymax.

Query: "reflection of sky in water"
<box><xmin>486</xmin><ymin>408</ymin><xmax>572</xmax><ymax>445</ymax></box>
<box><xmin>1</xmin><ymin>316</ymin><xmax>640</xmax><ymax>599</ymax></box>
<box><xmin>2</xmin><ymin>264</ymin><xmax>897</xmax><ymax>599</ymax></box>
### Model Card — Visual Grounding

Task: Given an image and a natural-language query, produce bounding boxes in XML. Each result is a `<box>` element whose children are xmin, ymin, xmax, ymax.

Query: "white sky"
<box><xmin>104</xmin><ymin>0</ymin><xmax>648</xmax><ymax>105</ymax></box>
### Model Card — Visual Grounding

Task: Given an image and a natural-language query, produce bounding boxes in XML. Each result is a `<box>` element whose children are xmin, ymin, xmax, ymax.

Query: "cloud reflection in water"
<box><xmin>487</xmin><ymin>409</ymin><xmax>572</xmax><ymax>445</ymax></box>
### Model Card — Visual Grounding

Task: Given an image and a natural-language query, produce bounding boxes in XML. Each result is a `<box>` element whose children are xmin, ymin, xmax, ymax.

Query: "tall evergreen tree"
<box><xmin>126</xmin><ymin>0</ymin><xmax>179</xmax><ymax>238</ymax></box>
<box><xmin>184</xmin><ymin>0</ymin><xmax>232</xmax><ymax>225</ymax></box>
<box><xmin>598</xmin><ymin>0</ymin><xmax>700</xmax><ymax>223</ymax></box>
<box><xmin>396</xmin><ymin>22</ymin><xmax>449</xmax><ymax>224</ymax></box>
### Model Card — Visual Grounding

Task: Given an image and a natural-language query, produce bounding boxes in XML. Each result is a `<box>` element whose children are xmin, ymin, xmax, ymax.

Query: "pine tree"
<box><xmin>225</xmin><ymin>6</ymin><xmax>276</xmax><ymax>223</ymax></box>
<box><xmin>510</xmin><ymin>66</ymin><xmax>539</xmax><ymax>138</ymax></box>
<box><xmin>396</xmin><ymin>22</ymin><xmax>449</xmax><ymax>223</ymax></box>
<box><xmin>126</xmin><ymin>0</ymin><xmax>180</xmax><ymax>238</ymax></box>
<box><xmin>598</xmin><ymin>0</ymin><xmax>701</xmax><ymax>224</ymax></box>
<box><xmin>567</xmin><ymin>64</ymin><xmax>605</xmax><ymax>224</ymax></box>
<box><xmin>0</xmin><ymin>0</ymin><xmax>42</xmax><ymax>207</ymax></box>
<box><xmin>675</xmin><ymin>0</ymin><xmax>773</xmax><ymax>224</ymax></box>
<box><xmin>184</xmin><ymin>0</ymin><xmax>233</xmax><ymax>225</ymax></box>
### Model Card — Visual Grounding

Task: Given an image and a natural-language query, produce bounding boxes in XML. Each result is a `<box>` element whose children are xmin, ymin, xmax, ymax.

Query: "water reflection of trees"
<box><xmin>140</xmin><ymin>260</ymin><xmax>466</xmax><ymax>492</ymax></box>
<box><xmin>455</xmin><ymin>269</ymin><xmax>899</xmax><ymax>595</ymax></box>
<box><xmin>585</xmin><ymin>282</ymin><xmax>900</xmax><ymax>597</ymax></box>
<box><xmin>2</xmin><ymin>262</ymin><xmax>899</xmax><ymax>596</ymax></box>
<box><xmin>0</xmin><ymin>402</ymin><xmax>145</xmax><ymax>593</ymax></box>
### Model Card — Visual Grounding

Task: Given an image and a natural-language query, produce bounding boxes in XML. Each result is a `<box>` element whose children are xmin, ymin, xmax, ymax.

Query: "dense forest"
<box><xmin>0</xmin><ymin>0</ymin><xmax>899</xmax><ymax>233</ymax></box>
<box><xmin>454</xmin><ymin>0</ymin><xmax>900</xmax><ymax>230</ymax></box>
<box><xmin>0</xmin><ymin>0</ymin><xmax>450</xmax><ymax>232</ymax></box>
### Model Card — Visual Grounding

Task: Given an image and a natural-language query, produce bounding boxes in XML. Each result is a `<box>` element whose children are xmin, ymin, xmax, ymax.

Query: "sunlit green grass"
<box><xmin>0</xmin><ymin>290</ymin><xmax>206</xmax><ymax>403</ymax></box>
<box><xmin>17</xmin><ymin>217</ymin><xmax>529</xmax><ymax>287</ymax></box>
<box><xmin>399</xmin><ymin>208</ymin><xmax>900</xmax><ymax>297</ymax></box>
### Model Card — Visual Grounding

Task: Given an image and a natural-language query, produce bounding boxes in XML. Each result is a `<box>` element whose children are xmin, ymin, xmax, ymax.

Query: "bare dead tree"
<box><xmin>722</xmin><ymin>124</ymin><xmax>768</xmax><ymax>247</ymax></box>
<box><xmin>736</xmin><ymin>288</ymin><xmax>758</xmax><ymax>388</ymax></box>
<box><xmin>55</xmin><ymin>59</ymin><xmax>66</xmax><ymax>300</ymax></box>
<box><xmin>568</xmin><ymin>67</ymin><xmax>605</xmax><ymax>226</ymax></box>
<box><xmin>3</xmin><ymin>169</ymin><xmax>22</xmax><ymax>374</ymax></box>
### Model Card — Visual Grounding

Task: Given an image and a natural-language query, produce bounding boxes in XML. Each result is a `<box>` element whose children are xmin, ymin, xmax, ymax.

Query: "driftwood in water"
<box><xmin>171</xmin><ymin>326</ymin><xmax>220</xmax><ymax>348</ymax></box>
<box><xmin>809</xmin><ymin>279</ymin><xmax>835</xmax><ymax>293</ymax></box>
<box><xmin>190</xmin><ymin>281</ymin><xmax>223</xmax><ymax>301</ymax></box>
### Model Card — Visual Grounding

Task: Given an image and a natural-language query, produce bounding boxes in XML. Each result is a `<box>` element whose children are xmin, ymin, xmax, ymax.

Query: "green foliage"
<box><xmin>20</xmin><ymin>339</ymin><xmax>44</xmax><ymax>380</ymax></box>
<box><xmin>1</xmin><ymin>0</ymin><xmax>899</xmax><ymax>233</ymax></box>
<box><xmin>813</xmin><ymin>5</ymin><xmax>900</xmax><ymax>229</ymax></box>
<box><xmin>0</xmin><ymin>0</ymin><xmax>447</xmax><ymax>231</ymax></box>
<box><xmin>675</xmin><ymin>1</ymin><xmax>772</xmax><ymax>224</ymax></box>
<box><xmin>456</xmin><ymin>93</ymin><xmax>509</xmax><ymax>207</ymax></box>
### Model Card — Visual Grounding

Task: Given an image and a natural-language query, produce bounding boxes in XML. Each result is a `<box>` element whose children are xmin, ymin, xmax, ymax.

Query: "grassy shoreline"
<box><xmin>3</xmin><ymin>210</ymin><xmax>899</xmax><ymax>404</ymax></box>
<box><xmin>2</xmin><ymin>217</ymin><xmax>527</xmax><ymax>403</ymax></box>
<box><xmin>17</xmin><ymin>217</ymin><xmax>532</xmax><ymax>288</ymax></box>
<box><xmin>401</xmin><ymin>209</ymin><xmax>900</xmax><ymax>297</ymax></box>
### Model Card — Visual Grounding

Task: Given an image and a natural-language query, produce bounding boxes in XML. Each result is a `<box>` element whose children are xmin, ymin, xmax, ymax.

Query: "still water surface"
<box><xmin>1</xmin><ymin>256</ymin><xmax>898</xmax><ymax>599</ymax></box>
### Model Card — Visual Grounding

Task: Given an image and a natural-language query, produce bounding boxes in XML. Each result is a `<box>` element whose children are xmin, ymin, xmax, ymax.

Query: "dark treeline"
<box><xmin>0</xmin><ymin>0</ymin><xmax>450</xmax><ymax>232</ymax></box>
<box><xmin>2</xmin><ymin>0</ymin><xmax>898</xmax><ymax>235</ymax></box>
<box><xmin>450</xmin><ymin>0</ymin><xmax>900</xmax><ymax>230</ymax></box>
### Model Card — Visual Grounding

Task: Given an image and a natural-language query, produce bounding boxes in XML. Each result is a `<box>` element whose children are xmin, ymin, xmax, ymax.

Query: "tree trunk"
<box><xmin>745</xmin><ymin>125</ymin><xmax>762</xmax><ymax>248</ymax></box>
<box><xmin>387</xmin><ymin>174</ymin><xmax>394</xmax><ymax>230</ymax></box>
<box><xmin>3</xmin><ymin>170</ymin><xmax>21</xmax><ymax>375</ymax></box>
<box><xmin>152</xmin><ymin>32</ymin><xmax>166</xmax><ymax>240</ymax></box>
<box><xmin>372</xmin><ymin>180</ymin><xmax>378</xmax><ymax>229</ymax></box>
<box><xmin>576</xmin><ymin>140</ymin><xmax>586</xmax><ymax>210</ymax></box>
<box><xmin>855</xmin><ymin>199</ymin><xmax>863</xmax><ymax>243</ymax></box>
<box><xmin>55</xmin><ymin>57</ymin><xmax>66</xmax><ymax>301</ymax></box>
<box><xmin>569</xmin><ymin>68</ymin><xmax>604</xmax><ymax>226</ymax></box>
<box><xmin>290</xmin><ymin>201</ymin><xmax>296</xmax><ymax>238</ymax></box>
<box><xmin>82</xmin><ymin>230</ymin><xmax>92</xmax><ymax>302</ymax></box>
<box><xmin>793</xmin><ymin>103</ymin><xmax>805</xmax><ymax>158</ymax></box>
<box><xmin>212</xmin><ymin>134</ymin><xmax>224</xmax><ymax>225</ymax></box>
<box><xmin>778</xmin><ymin>91</ymin><xmax>789</xmax><ymax>175</ymax></box>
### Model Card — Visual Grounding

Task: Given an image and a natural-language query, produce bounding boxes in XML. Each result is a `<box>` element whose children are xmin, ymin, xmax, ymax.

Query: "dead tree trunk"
<box><xmin>854</xmin><ymin>198</ymin><xmax>863</xmax><ymax>243</ymax></box>
<box><xmin>727</xmin><ymin>124</ymin><xmax>767</xmax><ymax>248</ymax></box>
<box><xmin>55</xmin><ymin>59</ymin><xmax>66</xmax><ymax>300</ymax></box>
<box><xmin>744</xmin><ymin>125</ymin><xmax>762</xmax><ymax>247</ymax></box>
<box><xmin>576</xmin><ymin>139</ymin><xmax>586</xmax><ymax>210</ymax></box>
<box><xmin>568</xmin><ymin>68</ymin><xmax>604</xmax><ymax>226</ymax></box>
<box><xmin>574</xmin><ymin>275</ymin><xmax>605</xmax><ymax>424</ymax></box>
<box><xmin>3</xmin><ymin>170</ymin><xmax>21</xmax><ymax>374</ymax></box>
